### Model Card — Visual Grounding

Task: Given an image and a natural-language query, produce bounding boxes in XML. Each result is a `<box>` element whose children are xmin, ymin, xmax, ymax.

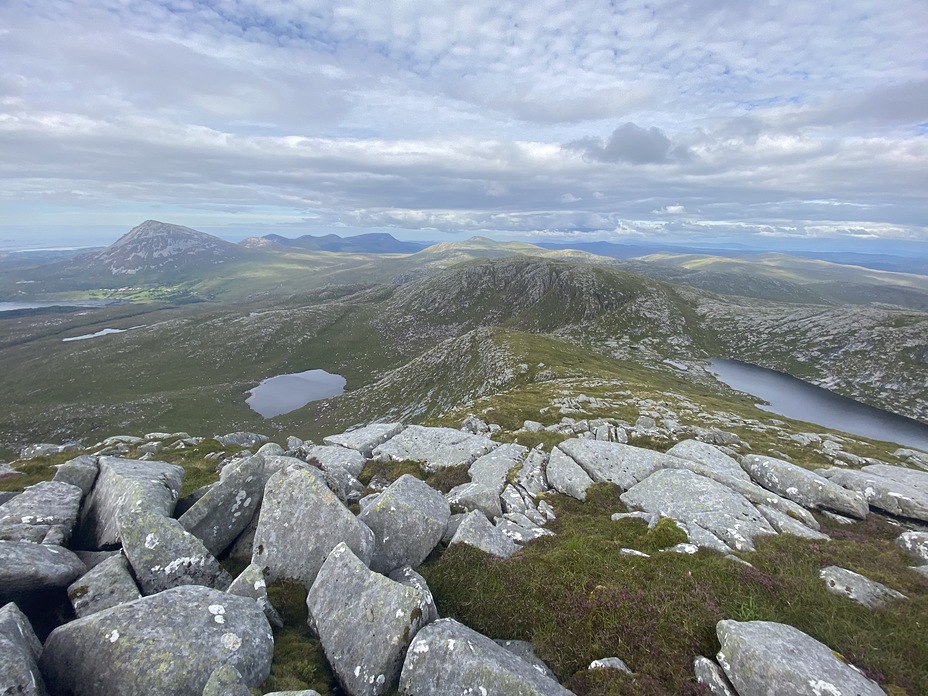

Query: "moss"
<box><xmin>357</xmin><ymin>459</ymin><xmax>425</xmax><ymax>488</ymax></box>
<box><xmin>424</xmin><ymin>464</ymin><xmax>471</xmax><ymax>494</ymax></box>
<box><xmin>0</xmin><ymin>451</ymin><xmax>80</xmax><ymax>492</ymax></box>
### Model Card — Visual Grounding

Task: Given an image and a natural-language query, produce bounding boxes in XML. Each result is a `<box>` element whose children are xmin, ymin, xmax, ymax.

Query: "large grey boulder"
<box><xmin>547</xmin><ymin>446</ymin><xmax>595</xmax><ymax>501</ymax></box>
<box><xmin>0</xmin><ymin>602</ymin><xmax>46</xmax><ymax>696</ymax></box>
<box><xmin>118</xmin><ymin>508</ymin><xmax>231</xmax><ymax>594</ymax></box>
<box><xmin>513</xmin><ymin>449</ymin><xmax>549</xmax><ymax>497</ymax></box>
<box><xmin>179</xmin><ymin>454</ymin><xmax>263</xmax><ymax>556</ymax></box>
<box><xmin>757</xmin><ymin>505</ymin><xmax>828</xmax><ymax>541</ymax></box>
<box><xmin>307</xmin><ymin>543</ymin><xmax>432</xmax><ymax>696</ymax></box>
<box><xmin>666</xmin><ymin>440</ymin><xmax>752</xmax><ymax>482</ymax></box>
<box><xmin>40</xmin><ymin>586</ymin><xmax>274</xmax><ymax>696</ymax></box>
<box><xmin>445</xmin><ymin>482</ymin><xmax>502</xmax><ymax>520</ymax></box>
<box><xmin>305</xmin><ymin>444</ymin><xmax>367</xmax><ymax>478</ymax></box>
<box><xmin>252</xmin><ymin>465</ymin><xmax>374</xmax><ymax>588</ymax></box>
<box><xmin>372</xmin><ymin>425</ymin><xmax>497</xmax><ymax>472</ymax></box>
<box><xmin>202</xmin><ymin>664</ymin><xmax>252</xmax><ymax>696</ymax></box>
<box><xmin>819</xmin><ymin>566</ymin><xmax>907</xmax><ymax>608</ymax></box>
<box><xmin>67</xmin><ymin>554</ymin><xmax>141</xmax><ymax>618</ymax></box>
<box><xmin>359</xmin><ymin>474</ymin><xmax>450</xmax><ymax>574</ymax></box>
<box><xmin>52</xmin><ymin>455</ymin><xmax>99</xmax><ymax>496</ymax></box>
<box><xmin>77</xmin><ymin>457</ymin><xmax>184</xmax><ymax>549</ymax></box>
<box><xmin>741</xmin><ymin>455</ymin><xmax>868</xmax><ymax>519</ymax></box>
<box><xmin>0</xmin><ymin>541</ymin><xmax>85</xmax><ymax>597</ymax></box>
<box><xmin>896</xmin><ymin>530</ymin><xmax>928</xmax><ymax>563</ymax></box>
<box><xmin>399</xmin><ymin>618</ymin><xmax>573</xmax><ymax>695</ymax></box>
<box><xmin>0</xmin><ymin>480</ymin><xmax>83</xmax><ymax>545</ymax></box>
<box><xmin>469</xmin><ymin>443</ymin><xmax>528</xmax><ymax>495</ymax></box>
<box><xmin>324</xmin><ymin>423</ymin><xmax>405</xmax><ymax>457</ymax></box>
<box><xmin>227</xmin><ymin>562</ymin><xmax>284</xmax><ymax>628</ymax></box>
<box><xmin>716</xmin><ymin>620</ymin><xmax>885</xmax><ymax>696</ymax></box>
<box><xmin>820</xmin><ymin>465</ymin><xmax>928</xmax><ymax>522</ymax></box>
<box><xmin>215</xmin><ymin>431</ymin><xmax>268</xmax><ymax>448</ymax></box>
<box><xmin>388</xmin><ymin>567</ymin><xmax>439</xmax><ymax>623</ymax></box>
<box><xmin>558</xmin><ymin>439</ymin><xmax>675</xmax><ymax>490</ymax></box>
<box><xmin>621</xmin><ymin>469</ymin><xmax>775</xmax><ymax>552</ymax></box>
<box><xmin>449</xmin><ymin>510</ymin><xmax>520</xmax><ymax>559</ymax></box>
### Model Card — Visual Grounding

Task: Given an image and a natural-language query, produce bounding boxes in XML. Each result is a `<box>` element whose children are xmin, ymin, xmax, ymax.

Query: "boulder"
<box><xmin>214</xmin><ymin>431</ymin><xmax>268</xmax><ymax>448</ymax></box>
<box><xmin>558</xmin><ymin>440</ymin><xmax>675</xmax><ymax>490</ymax></box>
<box><xmin>179</xmin><ymin>454</ymin><xmax>263</xmax><ymax>556</ymax></box>
<box><xmin>496</xmin><ymin>517</ymin><xmax>554</xmax><ymax>545</ymax></box>
<box><xmin>894</xmin><ymin>448</ymin><xmax>928</xmax><ymax>470</ymax></box>
<box><xmin>323</xmin><ymin>423</ymin><xmax>405</xmax><ymax>457</ymax></box>
<box><xmin>820</xmin><ymin>465</ymin><xmax>928</xmax><ymax>522</ymax></box>
<box><xmin>317</xmin><ymin>462</ymin><xmax>364</xmax><ymax>504</ymax></box>
<box><xmin>757</xmin><ymin>505</ymin><xmax>828</xmax><ymax>541</ymax></box>
<box><xmin>547</xmin><ymin>447</ymin><xmax>595</xmax><ymax>501</ymax></box>
<box><xmin>715</xmin><ymin>620</ymin><xmax>886</xmax><ymax>696</ymax></box>
<box><xmin>371</xmin><ymin>425</ymin><xmax>496</xmax><ymax>472</ymax></box>
<box><xmin>259</xmin><ymin>455</ymin><xmax>311</xmax><ymax>487</ymax></box>
<box><xmin>307</xmin><ymin>543</ymin><xmax>432</xmax><ymax>696</ymax></box>
<box><xmin>469</xmin><ymin>444</ymin><xmax>528</xmax><ymax>496</ymax></box>
<box><xmin>388</xmin><ymin>566</ymin><xmax>439</xmax><ymax>623</ymax></box>
<box><xmin>445</xmin><ymin>482</ymin><xmax>502</xmax><ymax>520</ymax></box>
<box><xmin>0</xmin><ymin>480</ymin><xmax>83</xmax><ymax>545</ymax></box>
<box><xmin>741</xmin><ymin>455</ymin><xmax>868</xmax><ymax>519</ymax></box>
<box><xmin>513</xmin><ymin>449</ymin><xmax>549</xmax><ymax>497</ymax></box>
<box><xmin>621</xmin><ymin>469</ymin><xmax>775</xmax><ymax>552</ymax></box>
<box><xmin>76</xmin><ymin>457</ymin><xmax>184</xmax><ymax>549</ymax></box>
<box><xmin>0</xmin><ymin>602</ymin><xmax>46</xmax><ymax>696</ymax></box>
<box><xmin>52</xmin><ymin>455</ymin><xmax>99</xmax><ymax>496</ymax></box>
<box><xmin>819</xmin><ymin>566</ymin><xmax>907</xmax><ymax>608</ymax></box>
<box><xmin>693</xmin><ymin>656</ymin><xmax>737</xmax><ymax>696</ymax></box>
<box><xmin>118</xmin><ymin>508</ymin><xmax>231</xmax><ymax>594</ymax></box>
<box><xmin>359</xmin><ymin>474</ymin><xmax>450</xmax><ymax>574</ymax></box>
<box><xmin>39</xmin><ymin>586</ymin><xmax>274</xmax><ymax>696</ymax></box>
<box><xmin>67</xmin><ymin>554</ymin><xmax>141</xmax><ymax>618</ymax></box>
<box><xmin>253</xmin><ymin>465</ymin><xmax>374</xmax><ymax>588</ymax></box>
<box><xmin>495</xmin><ymin>639</ymin><xmax>558</xmax><ymax>680</ymax></box>
<box><xmin>500</xmin><ymin>484</ymin><xmax>527</xmax><ymax>515</ymax></box>
<box><xmin>305</xmin><ymin>444</ymin><xmax>367</xmax><ymax>478</ymax></box>
<box><xmin>666</xmin><ymin>440</ymin><xmax>751</xmax><ymax>482</ymax></box>
<box><xmin>227</xmin><ymin>563</ymin><xmax>284</xmax><ymax>629</ymax></box>
<box><xmin>449</xmin><ymin>510</ymin><xmax>520</xmax><ymax>559</ymax></box>
<box><xmin>399</xmin><ymin>618</ymin><xmax>573</xmax><ymax>695</ymax></box>
<box><xmin>202</xmin><ymin>664</ymin><xmax>252</xmax><ymax>696</ymax></box>
<box><xmin>0</xmin><ymin>541</ymin><xmax>85</xmax><ymax>597</ymax></box>
<box><xmin>896</xmin><ymin>530</ymin><xmax>928</xmax><ymax>563</ymax></box>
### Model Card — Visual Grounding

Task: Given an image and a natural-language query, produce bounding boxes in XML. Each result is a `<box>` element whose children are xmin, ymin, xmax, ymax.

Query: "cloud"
<box><xmin>655</xmin><ymin>205</ymin><xmax>687</xmax><ymax>214</ymax></box>
<box><xmin>568</xmin><ymin>123</ymin><xmax>692</xmax><ymax>165</ymax></box>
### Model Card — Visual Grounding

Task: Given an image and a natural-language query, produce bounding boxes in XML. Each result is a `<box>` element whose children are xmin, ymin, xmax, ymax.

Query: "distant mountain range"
<box><xmin>246</xmin><ymin>232</ymin><xmax>429</xmax><ymax>254</ymax></box>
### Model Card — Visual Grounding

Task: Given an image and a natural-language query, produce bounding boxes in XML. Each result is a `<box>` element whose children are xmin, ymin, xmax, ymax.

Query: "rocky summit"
<box><xmin>0</xmin><ymin>414</ymin><xmax>926</xmax><ymax>695</ymax></box>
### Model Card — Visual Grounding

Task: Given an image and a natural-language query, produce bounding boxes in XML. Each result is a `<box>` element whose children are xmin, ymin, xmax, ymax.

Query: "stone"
<box><xmin>716</xmin><ymin>620</ymin><xmax>886</xmax><ymax>696</ymax></box>
<box><xmin>52</xmin><ymin>455</ymin><xmax>99</xmax><ymax>496</ymax></box>
<box><xmin>179</xmin><ymin>454</ymin><xmax>263</xmax><ymax>556</ymax></box>
<box><xmin>202</xmin><ymin>664</ymin><xmax>252</xmax><ymax>696</ymax></box>
<box><xmin>522</xmin><ymin>420</ymin><xmax>545</xmax><ymax>432</ymax></box>
<box><xmin>20</xmin><ymin>443</ymin><xmax>78</xmax><ymax>459</ymax></box>
<box><xmin>894</xmin><ymin>448</ymin><xmax>928</xmax><ymax>470</ymax></box>
<box><xmin>449</xmin><ymin>510</ymin><xmax>520</xmax><ymax>558</ymax></box>
<box><xmin>589</xmin><ymin>656</ymin><xmax>632</xmax><ymax>672</ymax></box>
<box><xmin>40</xmin><ymin>586</ymin><xmax>274</xmax><ymax>696</ymax></box>
<box><xmin>757</xmin><ymin>505</ymin><xmax>829</xmax><ymax>541</ymax></box>
<box><xmin>118</xmin><ymin>508</ymin><xmax>231</xmax><ymax>594</ymax></box>
<box><xmin>253</xmin><ymin>465</ymin><xmax>374</xmax><ymax>588</ymax></box>
<box><xmin>441</xmin><ymin>513</ymin><xmax>465</xmax><ymax>545</ymax></box>
<box><xmin>74</xmin><ymin>549</ymin><xmax>120</xmax><ymax>570</ymax></box>
<box><xmin>558</xmin><ymin>439</ymin><xmax>675</xmax><ymax>490</ymax></box>
<box><xmin>324</xmin><ymin>422</ymin><xmax>405</xmax><ymax>457</ymax></box>
<box><xmin>256</xmin><ymin>442</ymin><xmax>285</xmax><ymax>457</ymax></box>
<box><xmin>225</xmin><ymin>508</ymin><xmax>261</xmax><ymax>562</ymax></box>
<box><xmin>693</xmin><ymin>656</ymin><xmax>737</xmax><ymax>696</ymax></box>
<box><xmin>496</xmin><ymin>517</ymin><xmax>554</xmax><ymax>545</ymax></box>
<box><xmin>305</xmin><ymin>444</ymin><xmax>367</xmax><ymax>478</ymax></box>
<box><xmin>259</xmin><ymin>455</ymin><xmax>311</xmax><ymax>487</ymax></box>
<box><xmin>227</xmin><ymin>562</ymin><xmax>284</xmax><ymax>628</ymax></box>
<box><xmin>547</xmin><ymin>446</ymin><xmax>595</xmax><ymax>501</ymax></box>
<box><xmin>896</xmin><ymin>530</ymin><xmax>928</xmax><ymax>563</ymax></box>
<box><xmin>621</xmin><ymin>469</ymin><xmax>775</xmax><ymax>552</ymax></box>
<box><xmin>469</xmin><ymin>443</ymin><xmax>528</xmax><ymax>496</ymax></box>
<box><xmin>495</xmin><ymin>640</ymin><xmax>557</xmax><ymax>680</ymax></box>
<box><xmin>371</xmin><ymin>425</ymin><xmax>497</xmax><ymax>472</ymax></box>
<box><xmin>318</xmin><ymin>462</ymin><xmax>363</xmax><ymax>504</ymax></box>
<box><xmin>514</xmin><ymin>449</ymin><xmax>549</xmax><ymax>497</ymax></box>
<box><xmin>820</xmin><ymin>465</ymin><xmax>928</xmax><ymax>522</ymax></box>
<box><xmin>666</xmin><ymin>440</ymin><xmax>751</xmax><ymax>482</ymax></box>
<box><xmin>820</xmin><ymin>566</ymin><xmax>907</xmax><ymax>608</ymax></box>
<box><xmin>307</xmin><ymin>543</ymin><xmax>432</xmax><ymax>696</ymax></box>
<box><xmin>0</xmin><ymin>542</ymin><xmax>85</xmax><ymax>598</ymax></box>
<box><xmin>461</xmin><ymin>415</ymin><xmax>490</xmax><ymax>434</ymax></box>
<box><xmin>388</xmin><ymin>566</ymin><xmax>439</xmax><ymax>623</ymax></box>
<box><xmin>741</xmin><ymin>455</ymin><xmax>869</xmax><ymax>519</ymax></box>
<box><xmin>359</xmin><ymin>474</ymin><xmax>450</xmax><ymax>574</ymax></box>
<box><xmin>67</xmin><ymin>554</ymin><xmax>141</xmax><ymax>618</ymax></box>
<box><xmin>445</xmin><ymin>482</ymin><xmax>502</xmax><ymax>520</ymax></box>
<box><xmin>399</xmin><ymin>618</ymin><xmax>573</xmax><ymax>696</ymax></box>
<box><xmin>0</xmin><ymin>602</ymin><xmax>46</xmax><ymax>695</ymax></box>
<box><xmin>76</xmin><ymin>457</ymin><xmax>184</xmax><ymax>550</ymax></box>
<box><xmin>0</xmin><ymin>480</ymin><xmax>83</xmax><ymax>545</ymax></box>
<box><xmin>500</xmin><ymin>484</ymin><xmax>527</xmax><ymax>515</ymax></box>
<box><xmin>215</xmin><ymin>431</ymin><xmax>268</xmax><ymax>447</ymax></box>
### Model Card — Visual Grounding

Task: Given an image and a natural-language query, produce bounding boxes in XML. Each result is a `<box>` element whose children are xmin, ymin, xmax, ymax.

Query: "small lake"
<box><xmin>246</xmin><ymin>369</ymin><xmax>346</xmax><ymax>418</ymax></box>
<box><xmin>708</xmin><ymin>358</ymin><xmax>928</xmax><ymax>451</ymax></box>
<box><xmin>0</xmin><ymin>300</ymin><xmax>121</xmax><ymax>313</ymax></box>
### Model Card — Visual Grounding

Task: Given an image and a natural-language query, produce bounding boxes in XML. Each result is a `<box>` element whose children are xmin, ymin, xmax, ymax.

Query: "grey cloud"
<box><xmin>568</xmin><ymin>123</ymin><xmax>692</xmax><ymax>165</ymax></box>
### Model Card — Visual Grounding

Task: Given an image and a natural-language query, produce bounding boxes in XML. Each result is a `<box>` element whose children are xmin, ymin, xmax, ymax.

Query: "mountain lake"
<box><xmin>709</xmin><ymin>358</ymin><xmax>928</xmax><ymax>451</ymax></box>
<box><xmin>0</xmin><ymin>300</ymin><xmax>124</xmax><ymax>313</ymax></box>
<box><xmin>246</xmin><ymin>369</ymin><xmax>347</xmax><ymax>418</ymax></box>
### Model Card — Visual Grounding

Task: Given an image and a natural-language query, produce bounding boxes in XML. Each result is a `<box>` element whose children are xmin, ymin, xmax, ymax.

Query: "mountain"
<box><xmin>75</xmin><ymin>220</ymin><xmax>245</xmax><ymax>275</ymax></box>
<box><xmin>255</xmin><ymin>232</ymin><xmax>429</xmax><ymax>254</ymax></box>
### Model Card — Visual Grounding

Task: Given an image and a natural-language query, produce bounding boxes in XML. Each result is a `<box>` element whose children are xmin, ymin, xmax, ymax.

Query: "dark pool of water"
<box><xmin>0</xmin><ymin>300</ymin><xmax>121</xmax><ymax>312</ymax></box>
<box><xmin>246</xmin><ymin>369</ymin><xmax>346</xmax><ymax>418</ymax></box>
<box><xmin>708</xmin><ymin>358</ymin><xmax>928</xmax><ymax>451</ymax></box>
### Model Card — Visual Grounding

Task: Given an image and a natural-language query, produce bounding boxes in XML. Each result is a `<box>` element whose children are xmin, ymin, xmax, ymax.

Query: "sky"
<box><xmin>1</xmin><ymin>0</ymin><xmax>927</xmax><ymax>251</ymax></box>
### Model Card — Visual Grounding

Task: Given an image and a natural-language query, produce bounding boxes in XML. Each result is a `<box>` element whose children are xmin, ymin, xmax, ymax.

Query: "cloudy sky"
<box><xmin>1</xmin><ymin>0</ymin><xmax>927</xmax><ymax>250</ymax></box>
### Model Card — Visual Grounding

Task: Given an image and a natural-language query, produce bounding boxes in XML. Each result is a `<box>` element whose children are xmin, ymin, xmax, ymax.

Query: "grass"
<box><xmin>357</xmin><ymin>459</ymin><xmax>472</xmax><ymax>495</ymax></box>
<box><xmin>418</xmin><ymin>483</ymin><xmax>928</xmax><ymax>695</ymax></box>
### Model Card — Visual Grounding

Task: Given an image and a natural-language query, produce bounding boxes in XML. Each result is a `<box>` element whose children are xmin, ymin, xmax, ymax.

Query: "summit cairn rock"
<box><xmin>358</xmin><ymin>474</ymin><xmax>450</xmax><ymax>574</ymax></box>
<box><xmin>77</xmin><ymin>457</ymin><xmax>184</xmax><ymax>549</ymax></box>
<box><xmin>39</xmin><ymin>586</ymin><xmax>274</xmax><ymax>696</ymax></box>
<box><xmin>253</xmin><ymin>465</ymin><xmax>374</xmax><ymax>588</ymax></box>
<box><xmin>715</xmin><ymin>620</ymin><xmax>886</xmax><ymax>696</ymax></box>
<box><xmin>399</xmin><ymin>618</ymin><xmax>573</xmax><ymax>696</ymax></box>
<box><xmin>0</xmin><ymin>480</ymin><xmax>83</xmax><ymax>545</ymax></box>
<box><xmin>740</xmin><ymin>454</ymin><xmax>869</xmax><ymax>519</ymax></box>
<box><xmin>307</xmin><ymin>543</ymin><xmax>432</xmax><ymax>696</ymax></box>
<box><xmin>371</xmin><ymin>425</ymin><xmax>497</xmax><ymax>472</ymax></box>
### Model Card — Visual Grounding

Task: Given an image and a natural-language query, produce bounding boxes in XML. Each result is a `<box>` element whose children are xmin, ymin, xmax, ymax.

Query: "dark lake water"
<box><xmin>0</xmin><ymin>300</ymin><xmax>120</xmax><ymax>313</ymax></box>
<box><xmin>246</xmin><ymin>369</ymin><xmax>346</xmax><ymax>418</ymax></box>
<box><xmin>708</xmin><ymin>358</ymin><xmax>928</xmax><ymax>451</ymax></box>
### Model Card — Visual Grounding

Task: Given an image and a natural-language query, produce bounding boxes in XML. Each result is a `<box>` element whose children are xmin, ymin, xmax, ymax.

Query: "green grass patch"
<box><xmin>0</xmin><ymin>452</ymin><xmax>78</xmax><ymax>492</ymax></box>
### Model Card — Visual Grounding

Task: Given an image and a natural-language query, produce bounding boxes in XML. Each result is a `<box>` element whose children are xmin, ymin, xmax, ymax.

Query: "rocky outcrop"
<box><xmin>558</xmin><ymin>440</ymin><xmax>675</xmax><ymax>490</ymax></box>
<box><xmin>449</xmin><ymin>510</ymin><xmax>520</xmax><ymax>558</ymax></box>
<box><xmin>0</xmin><ymin>541</ymin><xmax>85</xmax><ymax>597</ymax></box>
<box><xmin>323</xmin><ymin>423</ymin><xmax>405</xmax><ymax>457</ymax></box>
<box><xmin>0</xmin><ymin>480</ymin><xmax>83</xmax><ymax>545</ymax></box>
<box><xmin>819</xmin><ymin>566</ymin><xmax>907</xmax><ymax>608</ymax></box>
<box><xmin>40</xmin><ymin>586</ymin><xmax>274</xmax><ymax>696</ymax></box>
<box><xmin>227</xmin><ymin>563</ymin><xmax>284</xmax><ymax>629</ymax></box>
<box><xmin>371</xmin><ymin>425</ymin><xmax>497</xmax><ymax>472</ymax></box>
<box><xmin>547</xmin><ymin>446</ymin><xmax>594</xmax><ymax>501</ymax></box>
<box><xmin>469</xmin><ymin>443</ymin><xmax>528</xmax><ymax>495</ymax></box>
<box><xmin>0</xmin><ymin>602</ymin><xmax>46</xmax><ymax>696</ymax></box>
<box><xmin>52</xmin><ymin>455</ymin><xmax>99</xmax><ymax>496</ymax></box>
<box><xmin>820</xmin><ymin>464</ymin><xmax>928</xmax><ymax>522</ymax></box>
<box><xmin>67</xmin><ymin>554</ymin><xmax>141</xmax><ymax>618</ymax></box>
